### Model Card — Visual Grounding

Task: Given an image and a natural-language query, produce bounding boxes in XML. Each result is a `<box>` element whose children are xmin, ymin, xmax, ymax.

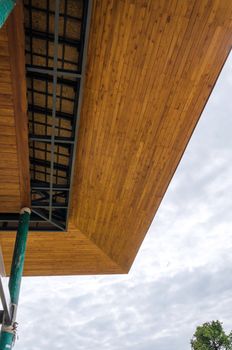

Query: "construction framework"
<box><xmin>0</xmin><ymin>0</ymin><xmax>92</xmax><ymax>231</ymax></box>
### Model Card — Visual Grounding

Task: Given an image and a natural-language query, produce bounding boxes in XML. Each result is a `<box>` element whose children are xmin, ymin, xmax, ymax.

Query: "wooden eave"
<box><xmin>0</xmin><ymin>4</ymin><xmax>30</xmax><ymax>213</ymax></box>
<box><xmin>0</xmin><ymin>0</ymin><xmax>231</xmax><ymax>275</ymax></box>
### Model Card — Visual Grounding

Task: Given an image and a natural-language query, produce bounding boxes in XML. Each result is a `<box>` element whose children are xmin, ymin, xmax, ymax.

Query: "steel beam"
<box><xmin>29</xmin><ymin>135</ymin><xmax>75</xmax><ymax>144</ymax></box>
<box><xmin>28</xmin><ymin>104</ymin><xmax>74</xmax><ymax>121</ymax></box>
<box><xmin>27</xmin><ymin>66</ymin><xmax>82</xmax><ymax>78</ymax></box>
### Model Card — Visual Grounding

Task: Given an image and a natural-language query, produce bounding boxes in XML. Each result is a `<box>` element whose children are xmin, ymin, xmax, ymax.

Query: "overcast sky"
<box><xmin>15</xmin><ymin>52</ymin><xmax>232</xmax><ymax>349</ymax></box>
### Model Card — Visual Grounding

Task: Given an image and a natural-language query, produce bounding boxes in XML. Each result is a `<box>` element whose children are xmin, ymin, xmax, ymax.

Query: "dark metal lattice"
<box><xmin>0</xmin><ymin>0</ymin><xmax>91</xmax><ymax>231</ymax></box>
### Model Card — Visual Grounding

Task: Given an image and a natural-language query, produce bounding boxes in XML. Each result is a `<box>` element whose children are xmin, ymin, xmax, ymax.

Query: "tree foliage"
<box><xmin>191</xmin><ymin>321</ymin><xmax>232</xmax><ymax>350</ymax></box>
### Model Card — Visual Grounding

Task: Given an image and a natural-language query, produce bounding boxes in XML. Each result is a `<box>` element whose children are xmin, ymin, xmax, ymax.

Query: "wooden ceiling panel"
<box><xmin>0</xmin><ymin>14</ymin><xmax>30</xmax><ymax>213</ymax></box>
<box><xmin>70</xmin><ymin>0</ymin><xmax>232</xmax><ymax>272</ymax></box>
<box><xmin>0</xmin><ymin>0</ymin><xmax>231</xmax><ymax>275</ymax></box>
<box><xmin>0</xmin><ymin>224</ymin><xmax>124</xmax><ymax>276</ymax></box>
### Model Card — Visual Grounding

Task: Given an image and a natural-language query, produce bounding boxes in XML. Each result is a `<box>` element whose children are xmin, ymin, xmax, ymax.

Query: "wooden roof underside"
<box><xmin>0</xmin><ymin>10</ymin><xmax>30</xmax><ymax>213</ymax></box>
<box><xmin>0</xmin><ymin>0</ymin><xmax>231</xmax><ymax>275</ymax></box>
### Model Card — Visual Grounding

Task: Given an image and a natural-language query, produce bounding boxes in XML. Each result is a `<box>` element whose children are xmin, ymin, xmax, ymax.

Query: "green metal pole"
<box><xmin>0</xmin><ymin>0</ymin><xmax>16</xmax><ymax>28</ymax></box>
<box><xmin>0</xmin><ymin>208</ymin><xmax>31</xmax><ymax>350</ymax></box>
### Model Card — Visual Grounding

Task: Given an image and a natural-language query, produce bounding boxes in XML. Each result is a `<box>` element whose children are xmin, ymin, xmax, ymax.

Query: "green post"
<box><xmin>0</xmin><ymin>0</ymin><xmax>16</xmax><ymax>28</ymax></box>
<box><xmin>0</xmin><ymin>208</ymin><xmax>31</xmax><ymax>350</ymax></box>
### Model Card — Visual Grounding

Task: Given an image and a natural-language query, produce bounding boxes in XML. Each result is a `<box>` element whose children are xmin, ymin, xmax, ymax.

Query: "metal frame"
<box><xmin>0</xmin><ymin>208</ymin><xmax>31</xmax><ymax>348</ymax></box>
<box><xmin>0</xmin><ymin>0</ymin><xmax>92</xmax><ymax>231</ymax></box>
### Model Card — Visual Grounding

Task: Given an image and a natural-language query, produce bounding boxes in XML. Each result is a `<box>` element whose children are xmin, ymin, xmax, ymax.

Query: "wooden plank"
<box><xmin>0</xmin><ymin>2</ymin><xmax>27</xmax><ymax>213</ymax></box>
<box><xmin>0</xmin><ymin>108</ymin><xmax>14</xmax><ymax>117</ymax></box>
<box><xmin>0</xmin><ymin>126</ymin><xmax>15</xmax><ymax>135</ymax></box>
<box><xmin>6</xmin><ymin>1</ymin><xmax>30</xmax><ymax>208</ymax></box>
<box><xmin>0</xmin><ymin>224</ymin><xmax>124</xmax><ymax>276</ymax></box>
<box><xmin>0</xmin><ymin>136</ymin><xmax>17</xmax><ymax>146</ymax></box>
<box><xmin>0</xmin><ymin>116</ymin><xmax>14</xmax><ymax>126</ymax></box>
<box><xmin>70</xmin><ymin>0</ymin><xmax>232</xmax><ymax>272</ymax></box>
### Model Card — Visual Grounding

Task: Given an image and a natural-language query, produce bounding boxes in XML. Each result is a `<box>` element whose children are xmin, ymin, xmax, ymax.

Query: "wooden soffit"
<box><xmin>0</xmin><ymin>0</ymin><xmax>231</xmax><ymax>276</ymax></box>
<box><xmin>69</xmin><ymin>0</ymin><xmax>232</xmax><ymax>273</ymax></box>
<box><xmin>0</xmin><ymin>3</ymin><xmax>30</xmax><ymax>213</ymax></box>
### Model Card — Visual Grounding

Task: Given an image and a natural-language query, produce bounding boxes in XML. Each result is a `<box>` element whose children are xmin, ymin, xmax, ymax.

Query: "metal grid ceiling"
<box><xmin>0</xmin><ymin>0</ymin><xmax>91</xmax><ymax>231</ymax></box>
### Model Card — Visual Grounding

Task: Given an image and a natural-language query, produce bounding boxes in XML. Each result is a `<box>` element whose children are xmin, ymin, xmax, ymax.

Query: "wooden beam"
<box><xmin>6</xmin><ymin>1</ymin><xmax>30</xmax><ymax>208</ymax></box>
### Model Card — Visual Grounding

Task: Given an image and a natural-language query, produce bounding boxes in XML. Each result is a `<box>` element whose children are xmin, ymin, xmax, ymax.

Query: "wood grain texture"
<box><xmin>6</xmin><ymin>1</ymin><xmax>30</xmax><ymax>208</ymax></box>
<box><xmin>0</xmin><ymin>0</ymin><xmax>231</xmax><ymax>276</ymax></box>
<box><xmin>0</xmin><ymin>224</ymin><xmax>124</xmax><ymax>276</ymax></box>
<box><xmin>0</xmin><ymin>22</ymin><xmax>22</xmax><ymax>212</ymax></box>
<box><xmin>70</xmin><ymin>0</ymin><xmax>232</xmax><ymax>272</ymax></box>
<box><xmin>0</xmin><ymin>1</ymin><xmax>30</xmax><ymax>212</ymax></box>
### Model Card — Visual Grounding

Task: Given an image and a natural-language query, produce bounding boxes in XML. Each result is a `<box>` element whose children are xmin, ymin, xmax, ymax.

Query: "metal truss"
<box><xmin>0</xmin><ymin>0</ymin><xmax>92</xmax><ymax>231</ymax></box>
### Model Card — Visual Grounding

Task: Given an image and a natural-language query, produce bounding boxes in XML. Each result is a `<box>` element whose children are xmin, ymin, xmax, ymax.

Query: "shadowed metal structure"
<box><xmin>0</xmin><ymin>0</ymin><xmax>91</xmax><ymax>231</ymax></box>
